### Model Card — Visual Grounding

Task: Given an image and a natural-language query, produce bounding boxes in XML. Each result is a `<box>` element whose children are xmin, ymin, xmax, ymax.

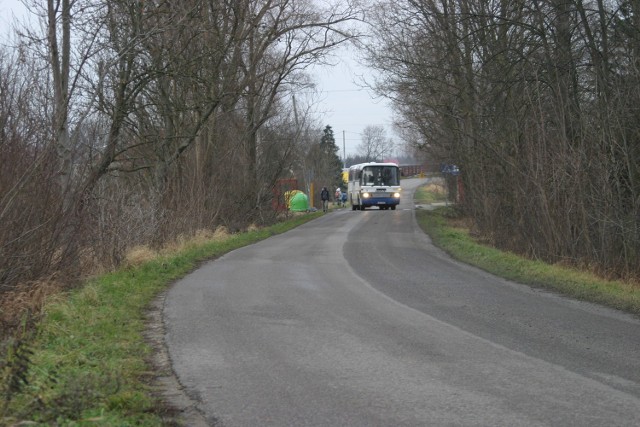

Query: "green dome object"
<box><xmin>289</xmin><ymin>191</ymin><xmax>309</xmax><ymax>212</ymax></box>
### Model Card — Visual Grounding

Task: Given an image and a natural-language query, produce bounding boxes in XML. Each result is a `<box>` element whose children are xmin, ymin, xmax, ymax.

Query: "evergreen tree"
<box><xmin>319</xmin><ymin>125</ymin><xmax>344</xmax><ymax>190</ymax></box>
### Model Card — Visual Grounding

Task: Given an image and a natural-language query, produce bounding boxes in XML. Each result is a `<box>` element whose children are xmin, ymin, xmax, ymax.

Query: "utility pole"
<box><xmin>343</xmin><ymin>130</ymin><xmax>346</xmax><ymax>168</ymax></box>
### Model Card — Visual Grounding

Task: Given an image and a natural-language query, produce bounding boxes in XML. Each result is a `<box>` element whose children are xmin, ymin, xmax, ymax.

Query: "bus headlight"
<box><xmin>362</xmin><ymin>192</ymin><xmax>370</xmax><ymax>198</ymax></box>
<box><xmin>393</xmin><ymin>192</ymin><xmax>401</xmax><ymax>198</ymax></box>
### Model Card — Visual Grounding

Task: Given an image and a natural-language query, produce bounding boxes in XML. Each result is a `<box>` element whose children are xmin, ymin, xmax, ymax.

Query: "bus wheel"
<box><xmin>391</xmin><ymin>205</ymin><xmax>396</xmax><ymax>210</ymax></box>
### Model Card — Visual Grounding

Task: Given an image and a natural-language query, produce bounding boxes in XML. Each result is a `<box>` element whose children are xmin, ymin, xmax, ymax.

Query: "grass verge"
<box><xmin>1</xmin><ymin>212</ymin><xmax>321</xmax><ymax>426</ymax></box>
<box><xmin>413</xmin><ymin>179</ymin><xmax>448</xmax><ymax>204</ymax></box>
<box><xmin>415</xmin><ymin>205</ymin><xmax>640</xmax><ymax>317</ymax></box>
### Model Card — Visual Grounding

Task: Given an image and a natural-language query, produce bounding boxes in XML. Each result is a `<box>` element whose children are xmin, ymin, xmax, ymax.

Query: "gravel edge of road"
<box><xmin>145</xmin><ymin>289</ymin><xmax>212</xmax><ymax>427</ymax></box>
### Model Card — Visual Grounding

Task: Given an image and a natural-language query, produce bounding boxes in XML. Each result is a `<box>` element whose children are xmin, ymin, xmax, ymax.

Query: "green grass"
<box><xmin>413</xmin><ymin>181</ymin><xmax>448</xmax><ymax>204</ymax></box>
<box><xmin>415</xmin><ymin>205</ymin><xmax>640</xmax><ymax>316</ymax></box>
<box><xmin>1</xmin><ymin>212</ymin><xmax>321</xmax><ymax>426</ymax></box>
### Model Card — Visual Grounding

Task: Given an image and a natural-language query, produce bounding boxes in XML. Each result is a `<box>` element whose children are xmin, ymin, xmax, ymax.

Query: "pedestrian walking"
<box><xmin>320</xmin><ymin>186</ymin><xmax>330</xmax><ymax>212</ymax></box>
<box><xmin>335</xmin><ymin>187</ymin><xmax>342</xmax><ymax>207</ymax></box>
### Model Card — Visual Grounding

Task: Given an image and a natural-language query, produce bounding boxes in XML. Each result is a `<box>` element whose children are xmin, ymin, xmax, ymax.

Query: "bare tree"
<box><xmin>357</xmin><ymin>125</ymin><xmax>394</xmax><ymax>161</ymax></box>
<box><xmin>231</xmin><ymin>0</ymin><xmax>362</xmax><ymax>217</ymax></box>
<box><xmin>364</xmin><ymin>0</ymin><xmax>640</xmax><ymax>278</ymax></box>
<box><xmin>0</xmin><ymin>44</ymin><xmax>60</xmax><ymax>291</ymax></box>
<box><xmin>0</xmin><ymin>0</ymin><xmax>364</xmax><ymax>294</ymax></box>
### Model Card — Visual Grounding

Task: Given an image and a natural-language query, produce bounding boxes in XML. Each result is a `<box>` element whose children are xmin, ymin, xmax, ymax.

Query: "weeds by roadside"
<box><xmin>415</xmin><ymin>204</ymin><xmax>640</xmax><ymax>317</ymax></box>
<box><xmin>413</xmin><ymin>179</ymin><xmax>448</xmax><ymax>205</ymax></box>
<box><xmin>1</xmin><ymin>321</ymin><xmax>35</xmax><ymax>419</ymax></box>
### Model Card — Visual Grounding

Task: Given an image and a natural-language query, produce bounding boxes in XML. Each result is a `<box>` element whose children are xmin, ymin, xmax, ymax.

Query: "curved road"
<box><xmin>163</xmin><ymin>178</ymin><xmax>640</xmax><ymax>426</ymax></box>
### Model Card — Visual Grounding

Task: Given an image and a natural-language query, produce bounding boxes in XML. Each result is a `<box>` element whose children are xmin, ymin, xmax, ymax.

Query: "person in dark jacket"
<box><xmin>320</xmin><ymin>186</ymin><xmax>330</xmax><ymax>212</ymax></box>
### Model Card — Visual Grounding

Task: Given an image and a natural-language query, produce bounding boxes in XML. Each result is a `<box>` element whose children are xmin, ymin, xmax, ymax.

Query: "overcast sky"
<box><xmin>0</xmin><ymin>0</ymin><xmax>396</xmax><ymax>158</ymax></box>
<box><xmin>0</xmin><ymin>0</ymin><xmax>28</xmax><ymax>33</ymax></box>
<box><xmin>311</xmin><ymin>46</ymin><xmax>395</xmax><ymax>159</ymax></box>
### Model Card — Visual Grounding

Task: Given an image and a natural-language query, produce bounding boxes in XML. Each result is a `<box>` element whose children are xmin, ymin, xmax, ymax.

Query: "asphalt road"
<box><xmin>163</xmin><ymin>178</ymin><xmax>640</xmax><ymax>426</ymax></box>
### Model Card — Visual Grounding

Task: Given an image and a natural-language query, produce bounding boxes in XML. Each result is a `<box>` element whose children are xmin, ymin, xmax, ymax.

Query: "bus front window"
<box><xmin>382</xmin><ymin>167</ymin><xmax>399</xmax><ymax>186</ymax></box>
<box><xmin>360</xmin><ymin>166</ymin><xmax>399</xmax><ymax>186</ymax></box>
<box><xmin>363</xmin><ymin>171</ymin><xmax>374</xmax><ymax>185</ymax></box>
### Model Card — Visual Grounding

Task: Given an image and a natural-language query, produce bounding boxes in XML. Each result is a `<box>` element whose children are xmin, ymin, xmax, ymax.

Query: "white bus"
<box><xmin>347</xmin><ymin>162</ymin><xmax>401</xmax><ymax>210</ymax></box>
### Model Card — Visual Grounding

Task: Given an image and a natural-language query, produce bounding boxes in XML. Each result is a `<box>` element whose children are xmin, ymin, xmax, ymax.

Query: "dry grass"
<box><xmin>123</xmin><ymin>246</ymin><xmax>160</xmax><ymax>268</ymax></box>
<box><xmin>422</xmin><ymin>183</ymin><xmax>446</xmax><ymax>194</ymax></box>
<box><xmin>1</xmin><ymin>225</ymin><xmax>243</xmax><ymax>341</ymax></box>
<box><xmin>162</xmin><ymin>227</ymin><xmax>232</xmax><ymax>255</ymax></box>
<box><xmin>0</xmin><ymin>278</ymin><xmax>64</xmax><ymax>339</ymax></box>
<box><xmin>123</xmin><ymin>227</ymin><xmax>236</xmax><ymax>265</ymax></box>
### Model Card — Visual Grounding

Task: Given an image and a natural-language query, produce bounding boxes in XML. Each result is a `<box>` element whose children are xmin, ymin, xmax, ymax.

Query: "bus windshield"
<box><xmin>361</xmin><ymin>165</ymin><xmax>399</xmax><ymax>186</ymax></box>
